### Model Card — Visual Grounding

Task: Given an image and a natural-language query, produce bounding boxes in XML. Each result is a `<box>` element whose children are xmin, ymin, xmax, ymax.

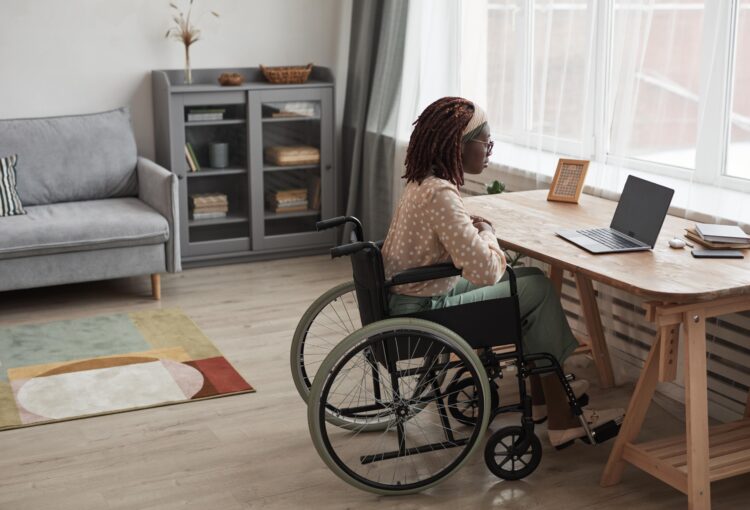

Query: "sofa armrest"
<box><xmin>137</xmin><ymin>157</ymin><xmax>181</xmax><ymax>272</ymax></box>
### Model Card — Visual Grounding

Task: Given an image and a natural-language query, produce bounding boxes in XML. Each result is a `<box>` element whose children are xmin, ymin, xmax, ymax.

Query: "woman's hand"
<box><xmin>474</xmin><ymin>221</ymin><xmax>495</xmax><ymax>234</ymax></box>
<box><xmin>470</xmin><ymin>214</ymin><xmax>493</xmax><ymax>228</ymax></box>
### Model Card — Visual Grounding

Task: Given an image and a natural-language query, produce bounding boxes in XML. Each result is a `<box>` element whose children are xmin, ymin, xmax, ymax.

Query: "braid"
<box><xmin>403</xmin><ymin>97</ymin><xmax>475</xmax><ymax>186</ymax></box>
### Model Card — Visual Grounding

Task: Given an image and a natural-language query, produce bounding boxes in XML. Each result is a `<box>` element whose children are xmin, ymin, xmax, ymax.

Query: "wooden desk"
<box><xmin>465</xmin><ymin>190</ymin><xmax>750</xmax><ymax>510</ymax></box>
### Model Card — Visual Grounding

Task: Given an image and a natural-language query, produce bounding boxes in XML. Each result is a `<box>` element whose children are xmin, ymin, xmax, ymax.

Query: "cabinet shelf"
<box><xmin>262</xmin><ymin>116</ymin><xmax>320</xmax><ymax>123</ymax></box>
<box><xmin>265</xmin><ymin>209</ymin><xmax>321</xmax><ymax>220</ymax></box>
<box><xmin>185</xmin><ymin>119</ymin><xmax>246</xmax><ymax>127</ymax></box>
<box><xmin>186</xmin><ymin>167</ymin><xmax>247</xmax><ymax>177</ymax></box>
<box><xmin>189</xmin><ymin>214</ymin><xmax>249</xmax><ymax>227</ymax></box>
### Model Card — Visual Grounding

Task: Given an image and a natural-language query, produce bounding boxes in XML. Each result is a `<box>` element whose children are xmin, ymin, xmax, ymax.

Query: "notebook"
<box><xmin>695</xmin><ymin>223</ymin><xmax>750</xmax><ymax>244</ymax></box>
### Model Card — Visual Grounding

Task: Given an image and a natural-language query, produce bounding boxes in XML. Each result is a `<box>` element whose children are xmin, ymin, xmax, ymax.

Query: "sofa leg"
<box><xmin>151</xmin><ymin>274</ymin><xmax>161</xmax><ymax>300</ymax></box>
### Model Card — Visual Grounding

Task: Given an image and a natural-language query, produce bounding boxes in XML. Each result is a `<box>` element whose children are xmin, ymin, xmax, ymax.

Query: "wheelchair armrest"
<box><xmin>386</xmin><ymin>263</ymin><xmax>462</xmax><ymax>287</ymax></box>
<box><xmin>387</xmin><ymin>264</ymin><xmax>519</xmax><ymax>296</ymax></box>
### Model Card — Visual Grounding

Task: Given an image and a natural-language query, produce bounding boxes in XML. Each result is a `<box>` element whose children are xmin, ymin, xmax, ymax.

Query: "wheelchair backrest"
<box><xmin>350</xmin><ymin>246</ymin><xmax>389</xmax><ymax>326</ymax></box>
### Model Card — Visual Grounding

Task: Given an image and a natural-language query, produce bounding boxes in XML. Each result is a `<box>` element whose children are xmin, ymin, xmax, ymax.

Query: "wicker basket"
<box><xmin>260</xmin><ymin>63</ymin><xmax>313</xmax><ymax>84</ymax></box>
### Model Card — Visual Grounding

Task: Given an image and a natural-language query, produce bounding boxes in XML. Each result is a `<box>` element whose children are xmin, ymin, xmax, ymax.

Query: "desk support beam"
<box><xmin>601</xmin><ymin>333</ymin><xmax>662</xmax><ymax>487</ymax></box>
<box><xmin>574</xmin><ymin>273</ymin><xmax>616</xmax><ymax>389</ymax></box>
<box><xmin>684</xmin><ymin>310</ymin><xmax>711</xmax><ymax>509</ymax></box>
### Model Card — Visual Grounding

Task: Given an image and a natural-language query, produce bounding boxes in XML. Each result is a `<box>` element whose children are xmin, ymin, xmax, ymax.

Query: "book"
<box><xmin>264</xmin><ymin>146</ymin><xmax>320</xmax><ymax>166</ymax></box>
<box><xmin>271</xmin><ymin>204</ymin><xmax>309</xmax><ymax>214</ymax></box>
<box><xmin>192</xmin><ymin>205</ymin><xmax>229</xmax><ymax>214</ymax></box>
<box><xmin>186</xmin><ymin>143</ymin><xmax>201</xmax><ymax>172</ymax></box>
<box><xmin>695</xmin><ymin>223</ymin><xmax>750</xmax><ymax>244</ymax></box>
<box><xmin>192</xmin><ymin>211</ymin><xmax>228</xmax><ymax>220</ymax></box>
<box><xmin>685</xmin><ymin>228</ymin><xmax>750</xmax><ymax>249</ymax></box>
<box><xmin>184</xmin><ymin>144</ymin><xmax>196</xmax><ymax>172</ymax></box>
<box><xmin>187</xmin><ymin>108</ymin><xmax>226</xmax><ymax>122</ymax></box>
<box><xmin>190</xmin><ymin>193</ymin><xmax>228</xmax><ymax>207</ymax></box>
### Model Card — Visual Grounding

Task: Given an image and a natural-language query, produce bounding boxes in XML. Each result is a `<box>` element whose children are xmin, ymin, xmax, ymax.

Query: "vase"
<box><xmin>184</xmin><ymin>45</ymin><xmax>192</xmax><ymax>85</ymax></box>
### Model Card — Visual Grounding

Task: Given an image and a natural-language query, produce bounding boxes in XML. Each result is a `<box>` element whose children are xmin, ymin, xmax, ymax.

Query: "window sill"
<box><xmin>471</xmin><ymin>142</ymin><xmax>750</xmax><ymax>227</ymax></box>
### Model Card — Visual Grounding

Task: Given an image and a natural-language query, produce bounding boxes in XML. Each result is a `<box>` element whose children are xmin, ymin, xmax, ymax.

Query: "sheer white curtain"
<box><xmin>468</xmin><ymin>0</ymin><xmax>749</xmax><ymax>227</ymax></box>
<box><xmin>454</xmin><ymin>0</ymin><xmax>750</xmax><ymax>420</ymax></box>
<box><xmin>389</xmin><ymin>0</ymin><xmax>463</xmax><ymax>208</ymax></box>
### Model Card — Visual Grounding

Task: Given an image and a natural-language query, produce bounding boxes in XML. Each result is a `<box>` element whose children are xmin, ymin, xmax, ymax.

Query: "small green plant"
<box><xmin>486</xmin><ymin>180</ymin><xmax>506</xmax><ymax>194</ymax></box>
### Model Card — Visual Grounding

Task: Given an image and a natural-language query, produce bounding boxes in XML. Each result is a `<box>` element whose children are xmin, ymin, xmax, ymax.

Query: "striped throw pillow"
<box><xmin>0</xmin><ymin>154</ymin><xmax>25</xmax><ymax>216</ymax></box>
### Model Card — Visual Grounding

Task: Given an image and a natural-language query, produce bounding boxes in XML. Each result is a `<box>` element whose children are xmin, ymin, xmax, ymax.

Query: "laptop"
<box><xmin>556</xmin><ymin>175</ymin><xmax>674</xmax><ymax>254</ymax></box>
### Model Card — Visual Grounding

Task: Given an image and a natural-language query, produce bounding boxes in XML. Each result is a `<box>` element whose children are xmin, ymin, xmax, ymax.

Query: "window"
<box><xmin>486</xmin><ymin>0</ymin><xmax>593</xmax><ymax>149</ymax></box>
<box><xmin>487</xmin><ymin>0</ymin><xmax>521</xmax><ymax>137</ymax></box>
<box><xmin>481</xmin><ymin>0</ymin><xmax>750</xmax><ymax>186</ymax></box>
<box><xmin>531</xmin><ymin>0</ymin><xmax>590</xmax><ymax>141</ymax></box>
<box><xmin>727</xmin><ymin>0</ymin><xmax>750</xmax><ymax>180</ymax></box>
<box><xmin>609</xmin><ymin>0</ymin><xmax>704</xmax><ymax>170</ymax></box>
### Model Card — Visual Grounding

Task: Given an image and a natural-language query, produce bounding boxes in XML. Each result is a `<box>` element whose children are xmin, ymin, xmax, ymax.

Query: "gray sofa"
<box><xmin>0</xmin><ymin>107</ymin><xmax>180</xmax><ymax>297</ymax></box>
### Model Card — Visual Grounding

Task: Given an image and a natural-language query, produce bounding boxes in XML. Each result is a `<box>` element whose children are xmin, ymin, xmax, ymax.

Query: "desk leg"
<box><xmin>600</xmin><ymin>333</ymin><xmax>662</xmax><ymax>487</ymax></box>
<box><xmin>575</xmin><ymin>273</ymin><xmax>616</xmax><ymax>389</ymax></box>
<box><xmin>683</xmin><ymin>311</ymin><xmax>711</xmax><ymax>510</ymax></box>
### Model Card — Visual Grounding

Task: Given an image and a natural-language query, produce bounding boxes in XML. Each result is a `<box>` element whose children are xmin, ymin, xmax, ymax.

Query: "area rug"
<box><xmin>0</xmin><ymin>308</ymin><xmax>254</xmax><ymax>430</ymax></box>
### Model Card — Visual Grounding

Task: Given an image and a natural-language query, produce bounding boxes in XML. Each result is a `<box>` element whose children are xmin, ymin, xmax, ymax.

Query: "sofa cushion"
<box><xmin>0</xmin><ymin>108</ymin><xmax>138</xmax><ymax>206</ymax></box>
<box><xmin>0</xmin><ymin>154</ymin><xmax>25</xmax><ymax>216</ymax></box>
<box><xmin>0</xmin><ymin>198</ymin><xmax>169</xmax><ymax>260</ymax></box>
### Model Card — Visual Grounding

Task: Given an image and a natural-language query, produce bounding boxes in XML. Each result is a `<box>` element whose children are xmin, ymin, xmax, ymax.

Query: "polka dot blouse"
<box><xmin>382</xmin><ymin>175</ymin><xmax>507</xmax><ymax>297</ymax></box>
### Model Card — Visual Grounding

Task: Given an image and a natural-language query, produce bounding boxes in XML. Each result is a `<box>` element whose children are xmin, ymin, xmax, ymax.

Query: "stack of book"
<box><xmin>685</xmin><ymin>223</ymin><xmax>750</xmax><ymax>249</ymax></box>
<box><xmin>190</xmin><ymin>193</ymin><xmax>228</xmax><ymax>220</ymax></box>
<box><xmin>184</xmin><ymin>143</ymin><xmax>201</xmax><ymax>172</ymax></box>
<box><xmin>264</xmin><ymin>145</ymin><xmax>320</xmax><ymax>166</ymax></box>
<box><xmin>266</xmin><ymin>188</ymin><xmax>308</xmax><ymax>214</ymax></box>
<box><xmin>187</xmin><ymin>108</ymin><xmax>225</xmax><ymax>122</ymax></box>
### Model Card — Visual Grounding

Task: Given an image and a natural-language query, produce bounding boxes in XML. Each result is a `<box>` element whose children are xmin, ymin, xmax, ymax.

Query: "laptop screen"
<box><xmin>609</xmin><ymin>175</ymin><xmax>675</xmax><ymax>248</ymax></box>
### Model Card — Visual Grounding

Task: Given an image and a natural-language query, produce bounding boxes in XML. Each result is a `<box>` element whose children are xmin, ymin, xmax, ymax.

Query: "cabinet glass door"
<box><xmin>177</xmin><ymin>91</ymin><xmax>251</xmax><ymax>258</ymax></box>
<box><xmin>249</xmin><ymin>88</ymin><xmax>335</xmax><ymax>250</ymax></box>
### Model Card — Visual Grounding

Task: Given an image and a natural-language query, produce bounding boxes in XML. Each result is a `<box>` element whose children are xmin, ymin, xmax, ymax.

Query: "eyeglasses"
<box><xmin>471</xmin><ymin>138</ymin><xmax>494</xmax><ymax>156</ymax></box>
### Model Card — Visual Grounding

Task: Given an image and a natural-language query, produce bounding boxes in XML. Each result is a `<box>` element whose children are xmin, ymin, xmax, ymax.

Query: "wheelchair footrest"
<box><xmin>579</xmin><ymin>416</ymin><xmax>623</xmax><ymax>445</ymax></box>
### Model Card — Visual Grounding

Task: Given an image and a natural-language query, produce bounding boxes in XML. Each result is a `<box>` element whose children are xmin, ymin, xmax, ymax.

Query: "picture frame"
<box><xmin>547</xmin><ymin>158</ymin><xmax>589</xmax><ymax>203</ymax></box>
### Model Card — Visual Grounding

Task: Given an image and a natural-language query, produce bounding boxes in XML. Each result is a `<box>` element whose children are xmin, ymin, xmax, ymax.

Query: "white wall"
<box><xmin>0</xmin><ymin>0</ymin><xmax>350</xmax><ymax>159</ymax></box>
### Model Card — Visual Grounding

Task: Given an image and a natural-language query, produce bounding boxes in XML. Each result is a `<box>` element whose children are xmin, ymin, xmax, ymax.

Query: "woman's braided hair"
<box><xmin>403</xmin><ymin>96</ymin><xmax>476</xmax><ymax>186</ymax></box>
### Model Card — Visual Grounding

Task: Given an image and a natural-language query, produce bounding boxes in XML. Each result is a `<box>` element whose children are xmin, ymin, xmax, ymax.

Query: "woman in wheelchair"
<box><xmin>301</xmin><ymin>97</ymin><xmax>624</xmax><ymax>495</ymax></box>
<box><xmin>382</xmin><ymin>96</ymin><xmax>623</xmax><ymax>448</ymax></box>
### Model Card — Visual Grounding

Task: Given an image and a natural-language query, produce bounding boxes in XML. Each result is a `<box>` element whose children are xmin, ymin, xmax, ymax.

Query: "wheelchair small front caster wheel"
<box><xmin>447</xmin><ymin>377</ymin><xmax>499</xmax><ymax>426</ymax></box>
<box><xmin>484</xmin><ymin>426</ymin><xmax>542</xmax><ymax>480</ymax></box>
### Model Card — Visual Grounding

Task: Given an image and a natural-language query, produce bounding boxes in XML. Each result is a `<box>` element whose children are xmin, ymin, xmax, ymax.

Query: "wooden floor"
<box><xmin>1</xmin><ymin>255</ymin><xmax>748</xmax><ymax>509</ymax></box>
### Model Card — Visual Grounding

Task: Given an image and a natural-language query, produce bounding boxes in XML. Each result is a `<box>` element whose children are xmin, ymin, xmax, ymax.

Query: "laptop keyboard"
<box><xmin>578</xmin><ymin>228</ymin><xmax>643</xmax><ymax>250</ymax></box>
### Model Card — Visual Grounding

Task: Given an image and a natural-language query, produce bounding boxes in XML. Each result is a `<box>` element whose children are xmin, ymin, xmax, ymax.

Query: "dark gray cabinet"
<box><xmin>152</xmin><ymin>67</ymin><xmax>336</xmax><ymax>266</ymax></box>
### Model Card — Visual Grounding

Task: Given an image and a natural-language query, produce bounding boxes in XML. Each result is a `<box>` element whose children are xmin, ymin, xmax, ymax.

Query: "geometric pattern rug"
<box><xmin>0</xmin><ymin>308</ymin><xmax>254</xmax><ymax>431</ymax></box>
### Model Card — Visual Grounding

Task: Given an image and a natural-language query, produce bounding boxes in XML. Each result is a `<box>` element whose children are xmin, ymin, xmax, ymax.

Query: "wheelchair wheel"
<box><xmin>484</xmin><ymin>426</ymin><xmax>542</xmax><ymax>480</ymax></box>
<box><xmin>291</xmin><ymin>281</ymin><xmax>360</xmax><ymax>402</ymax></box>
<box><xmin>308</xmin><ymin>318</ymin><xmax>491</xmax><ymax>495</ymax></box>
<box><xmin>447</xmin><ymin>377</ymin><xmax>499</xmax><ymax>426</ymax></box>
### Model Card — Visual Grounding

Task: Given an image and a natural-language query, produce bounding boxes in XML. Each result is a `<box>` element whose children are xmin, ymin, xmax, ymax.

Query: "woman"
<box><xmin>381</xmin><ymin>97</ymin><xmax>622</xmax><ymax>447</ymax></box>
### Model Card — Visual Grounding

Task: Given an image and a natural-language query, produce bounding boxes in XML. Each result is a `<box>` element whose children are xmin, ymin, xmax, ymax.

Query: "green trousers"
<box><xmin>388</xmin><ymin>267</ymin><xmax>579</xmax><ymax>362</ymax></box>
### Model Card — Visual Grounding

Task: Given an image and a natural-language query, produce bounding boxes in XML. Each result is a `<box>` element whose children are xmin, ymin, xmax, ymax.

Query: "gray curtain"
<box><xmin>341</xmin><ymin>0</ymin><xmax>409</xmax><ymax>242</ymax></box>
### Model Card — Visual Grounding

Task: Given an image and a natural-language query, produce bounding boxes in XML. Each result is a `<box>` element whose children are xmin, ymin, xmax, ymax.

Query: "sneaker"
<box><xmin>547</xmin><ymin>407</ymin><xmax>625</xmax><ymax>449</ymax></box>
<box><xmin>532</xmin><ymin>379</ymin><xmax>590</xmax><ymax>424</ymax></box>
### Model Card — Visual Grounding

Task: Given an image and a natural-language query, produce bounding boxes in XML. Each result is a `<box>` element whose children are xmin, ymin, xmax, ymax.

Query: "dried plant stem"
<box><xmin>184</xmin><ymin>45</ymin><xmax>191</xmax><ymax>84</ymax></box>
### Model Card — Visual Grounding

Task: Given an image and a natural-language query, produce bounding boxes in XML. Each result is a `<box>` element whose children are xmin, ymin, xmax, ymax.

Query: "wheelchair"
<box><xmin>296</xmin><ymin>216</ymin><xmax>619</xmax><ymax>495</ymax></box>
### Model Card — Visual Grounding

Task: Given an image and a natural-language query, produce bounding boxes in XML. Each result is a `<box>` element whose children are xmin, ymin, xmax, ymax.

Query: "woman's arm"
<box><xmin>431</xmin><ymin>185</ymin><xmax>506</xmax><ymax>286</ymax></box>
